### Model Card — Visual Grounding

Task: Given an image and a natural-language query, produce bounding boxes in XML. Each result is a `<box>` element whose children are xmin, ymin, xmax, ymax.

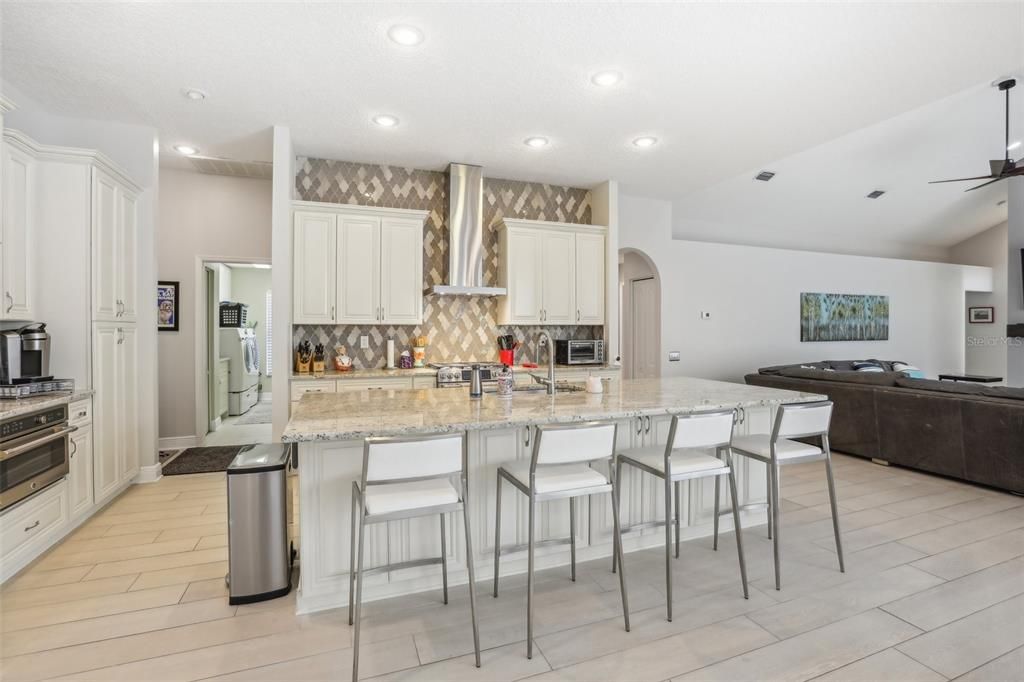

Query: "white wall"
<box><xmin>1008</xmin><ymin>178</ymin><xmax>1024</xmax><ymax>386</ymax></box>
<box><xmin>157</xmin><ymin>168</ymin><xmax>271</xmax><ymax>443</ymax></box>
<box><xmin>228</xmin><ymin>267</ymin><xmax>273</xmax><ymax>393</ymax></box>
<box><xmin>271</xmin><ymin>126</ymin><xmax>294</xmax><ymax>442</ymax></box>
<box><xmin>948</xmin><ymin>221</ymin><xmax>1008</xmax><ymax>380</ymax></box>
<box><xmin>619</xmin><ymin>194</ymin><xmax>992</xmax><ymax>382</ymax></box>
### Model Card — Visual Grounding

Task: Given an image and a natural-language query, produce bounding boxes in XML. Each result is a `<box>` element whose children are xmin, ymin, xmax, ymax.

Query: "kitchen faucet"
<box><xmin>534</xmin><ymin>330</ymin><xmax>556</xmax><ymax>395</ymax></box>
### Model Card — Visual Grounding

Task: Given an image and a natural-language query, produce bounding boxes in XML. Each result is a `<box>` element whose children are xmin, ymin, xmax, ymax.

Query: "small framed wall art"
<box><xmin>157</xmin><ymin>281</ymin><xmax>180</xmax><ymax>331</ymax></box>
<box><xmin>968</xmin><ymin>306</ymin><xmax>994</xmax><ymax>324</ymax></box>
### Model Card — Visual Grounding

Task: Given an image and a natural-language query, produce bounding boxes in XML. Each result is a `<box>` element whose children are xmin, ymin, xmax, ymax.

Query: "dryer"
<box><xmin>220</xmin><ymin>328</ymin><xmax>260</xmax><ymax>415</ymax></box>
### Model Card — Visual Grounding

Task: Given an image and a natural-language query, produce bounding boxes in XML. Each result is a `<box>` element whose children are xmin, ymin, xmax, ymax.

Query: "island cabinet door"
<box><xmin>472</xmin><ymin>427</ymin><xmax>528</xmax><ymax>561</ymax></box>
<box><xmin>589</xmin><ymin>417</ymin><xmax>640</xmax><ymax>544</ymax></box>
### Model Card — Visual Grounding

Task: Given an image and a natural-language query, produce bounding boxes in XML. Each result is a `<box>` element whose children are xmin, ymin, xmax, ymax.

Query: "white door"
<box><xmin>92</xmin><ymin>323</ymin><xmax>120</xmax><ymax>502</ymax></box>
<box><xmin>540</xmin><ymin>231</ymin><xmax>576</xmax><ymax>324</ymax></box>
<box><xmin>630</xmin><ymin>278</ymin><xmax>658</xmax><ymax>379</ymax></box>
<box><xmin>1</xmin><ymin>143</ymin><xmax>33</xmax><ymax>320</ymax></box>
<box><xmin>117</xmin><ymin>189</ymin><xmax>138</xmax><ymax>321</ymax></box>
<box><xmin>574</xmin><ymin>233</ymin><xmax>605</xmax><ymax>324</ymax></box>
<box><xmin>337</xmin><ymin>216</ymin><xmax>380</xmax><ymax>324</ymax></box>
<box><xmin>292</xmin><ymin>212</ymin><xmax>336</xmax><ymax>324</ymax></box>
<box><xmin>69</xmin><ymin>425</ymin><xmax>94</xmax><ymax>520</ymax></box>
<box><xmin>91</xmin><ymin>168</ymin><xmax>119</xmax><ymax>322</ymax></box>
<box><xmin>118</xmin><ymin>325</ymin><xmax>139</xmax><ymax>483</ymax></box>
<box><xmin>502</xmin><ymin>228</ymin><xmax>542</xmax><ymax>324</ymax></box>
<box><xmin>379</xmin><ymin>217</ymin><xmax>423</xmax><ymax>324</ymax></box>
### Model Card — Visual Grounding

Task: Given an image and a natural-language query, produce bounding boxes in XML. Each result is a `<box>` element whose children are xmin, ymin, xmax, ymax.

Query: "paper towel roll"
<box><xmin>387</xmin><ymin>339</ymin><xmax>396</xmax><ymax>369</ymax></box>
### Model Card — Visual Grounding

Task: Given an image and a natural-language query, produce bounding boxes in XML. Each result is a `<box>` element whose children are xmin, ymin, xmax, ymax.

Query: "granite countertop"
<box><xmin>291</xmin><ymin>364</ymin><xmax>621</xmax><ymax>381</ymax></box>
<box><xmin>282</xmin><ymin>376</ymin><xmax>824</xmax><ymax>442</ymax></box>
<box><xmin>0</xmin><ymin>389</ymin><xmax>94</xmax><ymax>420</ymax></box>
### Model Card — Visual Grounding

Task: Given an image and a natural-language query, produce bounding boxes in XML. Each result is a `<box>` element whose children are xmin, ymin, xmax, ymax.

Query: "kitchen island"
<box><xmin>283</xmin><ymin>376</ymin><xmax>825</xmax><ymax>614</ymax></box>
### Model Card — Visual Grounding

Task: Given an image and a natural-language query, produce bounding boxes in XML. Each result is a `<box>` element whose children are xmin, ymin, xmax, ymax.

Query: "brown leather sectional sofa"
<box><xmin>745</xmin><ymin>361</ymin><xmax>1024</xmax><ymax>494</ymax></box>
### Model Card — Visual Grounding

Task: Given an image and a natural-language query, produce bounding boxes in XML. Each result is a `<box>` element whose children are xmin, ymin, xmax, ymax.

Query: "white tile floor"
<box><xmin>200</xmin><ymin>414</ymin><xmax>272</xmax><ymax>447</ymax></box>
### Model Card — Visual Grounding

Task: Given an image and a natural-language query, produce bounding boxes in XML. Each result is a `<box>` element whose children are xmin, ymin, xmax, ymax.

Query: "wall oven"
<box><xmin>555</xmin><ymin>339</ymin><xmax>605</xmax><ymax>366</ymax></box>
<box><xmin>0</xmin><ymin>405</ymin><xmax>76</xmax><ymax>512</ymax></box>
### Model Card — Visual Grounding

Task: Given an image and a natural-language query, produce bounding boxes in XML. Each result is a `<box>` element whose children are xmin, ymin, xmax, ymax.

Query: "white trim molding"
<box><xmin>158</xmin><ymin>435</ymin><xmax>198</xmax><ymax>450</ymax></box>
<box><xmin>133</xmin><ymin>464</ymin><xmax>163</xmax><ymax>484</ymax></box>
<box><xmin>2</xmin><ymin>128</ymin><xmax>142</xmax><ymax>193</ymax></box>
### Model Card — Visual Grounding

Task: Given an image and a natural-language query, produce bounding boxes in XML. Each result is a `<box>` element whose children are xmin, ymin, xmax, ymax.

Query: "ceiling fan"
<box><xmin>929</xmin><ymin>78</ymin><xmax>1023</xmax><ymax>191</ymax></box>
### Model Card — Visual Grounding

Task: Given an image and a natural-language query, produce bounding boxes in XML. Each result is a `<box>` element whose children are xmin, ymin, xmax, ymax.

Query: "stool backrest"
<box><xmin>364</xmin><ymin>432</ymin><xmax>465</xmax><ymax>483</ymax></box>
<box><xmin>667</xmin><ymin>409</ymin><xmax>735</xmax><ymax>452</ymax></box>
<box><xmin>532</xmin><ymin>421</ymin><xmax>617</xmax><ymax>469</ymax></box>
<box><xmin>773</xmin><ymin>401</ymin><xmax>833</xmax><ymax>440</ymax></box>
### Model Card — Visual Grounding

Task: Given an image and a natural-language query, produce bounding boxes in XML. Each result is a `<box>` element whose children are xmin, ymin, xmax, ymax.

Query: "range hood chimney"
<box><xmin>429</xmin><ymin>163</ymin><xmax>507</xmax><ymax>296</ymax></box>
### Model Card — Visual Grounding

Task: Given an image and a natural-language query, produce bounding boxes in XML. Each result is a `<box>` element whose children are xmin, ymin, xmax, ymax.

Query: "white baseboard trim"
<box><xmin>159</xmin><ymin>435</ymin><xmax>198</xmax><ymax>450</ymax></box>
<box><xmin>134</xmin><ymin>464</ymin><xmax>162</xmax><ymax>484</ymax></box>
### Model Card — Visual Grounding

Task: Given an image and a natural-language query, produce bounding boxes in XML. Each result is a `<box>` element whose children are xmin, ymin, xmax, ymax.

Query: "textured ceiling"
<box><xmin>2</xmin><ymin>2</ymin><xmax>1022</xmax><ymax>253</ymax></box>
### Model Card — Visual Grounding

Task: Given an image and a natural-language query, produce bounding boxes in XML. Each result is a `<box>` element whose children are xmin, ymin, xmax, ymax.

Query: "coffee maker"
<box><xmin>0</xmin><ymin>323</ymin><xmax>52</xmax><ymax>384</ymax></box>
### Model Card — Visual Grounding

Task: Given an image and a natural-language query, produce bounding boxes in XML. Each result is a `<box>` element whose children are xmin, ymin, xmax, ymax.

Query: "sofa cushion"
<box><xmin>759</xmin><ymin>362</ymin><xmax>828</xmax><ymax>375</ymax></box>
<box><xmin>853</xmin><ymin>360</ymin><xmax>885</xmax><ymax>373</ymax></box>
<box><xmin>782</xmin><ymin>367</ymin><xmax>899</xmax><ymax>386</ymax></box>
<box><xmin>895</xmin><ymin>377</ymin><xmax>989</xmax><ymax>396</ymax></box>
<box><xmin>892</xmin><ymin>362</ymin><xmax>926</xmax><ymax>379</ymax></box>
<box><xmin>980</xmin><ymin>385</ymin><xmax>1024</xmax><ymax>401</ymax></box>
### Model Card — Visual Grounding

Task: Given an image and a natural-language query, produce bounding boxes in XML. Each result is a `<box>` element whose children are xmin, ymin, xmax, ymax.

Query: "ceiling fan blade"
<box><xmin>964</xmin><ymin>177</ymin><xmax>1004</xmax><ymax>191</ymax></box>
<box><xmin>929</xmin><ymin>175</ymin><xmax>996</xmax><ymax>184</ymax></box>
<box><xmin>990</xmin><ymin>159</ymin><xmax>1009</xmax><ymax>176</ymax></box>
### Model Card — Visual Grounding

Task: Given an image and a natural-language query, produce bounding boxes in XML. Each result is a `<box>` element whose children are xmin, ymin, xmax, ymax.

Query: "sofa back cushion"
<box><xmin>782</xmin><ymin>367</ymin><xmax>900</xmax><ymax>386</ymax></box>
<box><xmin>980</xmin><ymin>385</ymin><xmax>1024</xmax><ymax>401</ymax></box>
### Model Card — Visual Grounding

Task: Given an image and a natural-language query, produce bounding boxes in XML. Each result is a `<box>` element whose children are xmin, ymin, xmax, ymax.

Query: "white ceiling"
<box><xmin>2</xmin><ymin>2</ymin><xmax>1022</xmax><ymax>253</ymax></box>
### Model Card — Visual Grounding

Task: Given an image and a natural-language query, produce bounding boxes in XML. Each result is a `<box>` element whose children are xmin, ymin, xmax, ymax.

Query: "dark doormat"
<box><xmin>161</xmin><ymin>446</ymin><xmax>241</xmax><ymax>475</ymax></box>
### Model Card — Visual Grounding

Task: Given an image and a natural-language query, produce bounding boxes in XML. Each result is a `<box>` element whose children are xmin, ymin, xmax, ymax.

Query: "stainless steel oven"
<box><xmin>554</xmin><ymin>339</ymin><xmax>605</xmax><ymax>365</ymax></box>
<box><xmin>0</xmin><ymin>405</ymin><xmax>76</xmax><ymax>512</ymax></box>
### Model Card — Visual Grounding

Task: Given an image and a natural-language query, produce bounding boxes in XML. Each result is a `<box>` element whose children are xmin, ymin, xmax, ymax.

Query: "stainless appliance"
<box><xmin>469</xmin><ymin>365</ymin><xmax>483</xmax><ymax>398</ymax></box>
<box><xmin>555</xmin><ymin>339</ymin><xmax>605</xmax><ymax>366</ymax></box>
<box><xmin>0</xmin><ymin>323</ymin><xmax>52</xmax><ymax>385</ymax></box>
<box><xmin>432</xmin><ymin>362</ymin><xmax>503</xmax><ymax>389</ymax></box>
<box><xmin>226</xmin><ymin>444</ymin><xmax>294</xmax><ymax>605</ymax></box>
<box><xmin>0</xmin><ymin>404</ymin><xmax>76</xmax><ymax>512</ymax></box>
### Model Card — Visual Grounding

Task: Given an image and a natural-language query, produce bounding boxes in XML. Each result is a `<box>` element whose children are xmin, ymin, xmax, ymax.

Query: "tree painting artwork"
<box><xmin>800</xmin><ymin>293</ymin><xmax>889</xmax><ymax>342</ymax></box>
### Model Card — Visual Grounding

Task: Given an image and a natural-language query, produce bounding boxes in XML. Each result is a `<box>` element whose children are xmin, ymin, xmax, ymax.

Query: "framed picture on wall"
<box><xmin>968</xmin><ymin>306</ymin><xmax>994</xmax><ymax>324</ymax></box>
<box><xmin>157</xmin><ymin>281</ymin><xmax>180</xmax><ymax>331</ymax></box>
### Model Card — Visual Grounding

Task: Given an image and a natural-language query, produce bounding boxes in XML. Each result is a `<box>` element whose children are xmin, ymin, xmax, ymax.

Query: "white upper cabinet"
<box><xmin>293</xmin><ymin>211</ymin><xmax>337</xmax><ymax>324</ymax></box>
<box><xmin>498</xmin><ymin>219</ymin><xmax>606</xmax><ymax>326</ymax></box>
<box><xmin>91</xmin><ymin>167</ymin><xmax>138</xmax><ymax>322</ymax></box>
<box><xmin>574</xmin><ymin>232</ymin><xmax>605</xmax><ymax>324</ymax></box>
<box><xmin>292</xmin><ymin>203</ymin><xmax>426</xmax><ymax>327</ymax></box>
<box><xmin>117</xmin><ymin>189</ymin><xmax>138</xmax><ymax>322</ymax></box>
<box><xmin>1</xmin><ymin>140</ymin><xmax>34</xmax><ymax>321</ymax></box>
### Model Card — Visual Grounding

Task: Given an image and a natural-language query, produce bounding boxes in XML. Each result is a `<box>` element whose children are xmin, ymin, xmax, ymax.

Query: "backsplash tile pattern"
<box><xmin>293</xmin><ymin>157</ymin><xmax>601</xmax><ymax>368</ymax></box>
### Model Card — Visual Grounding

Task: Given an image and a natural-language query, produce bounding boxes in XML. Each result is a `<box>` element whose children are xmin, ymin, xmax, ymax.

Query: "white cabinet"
<box><xmin>498</xmin><ymin>219</ymin><xmax>606</xmax><ymax>326</ymax></box>
<box><xmin>91</xmin><ymin>167</ymin><xmax>137</xmax><ymax>322</ymax></box>
<box><xmin>69</xmin><ymin>423</ymin><xmax>94</xmax><ymax>521</ymax></box>
<box><xmin>292</xmin><ymin>203</ymin><xmax>426</xmax><ymax>326</ymax></box>
<box><xmin>216</xmin><ymin>358</ymin><xmax>229</xmax><ymax>418</ymax></box>
<box><xmin>1</xmin><ymin>140</ymin><xmax>35</xmax><ymax>320</ymax></box>
<box><xmin>92</xmin><ymin>322</ymin><xmax>139</xmax><ymax>504</ymax></box>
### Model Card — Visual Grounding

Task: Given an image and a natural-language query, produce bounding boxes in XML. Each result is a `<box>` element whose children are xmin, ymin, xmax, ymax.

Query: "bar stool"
<box><xmin>615</xmin><ymin>409</ymin><xmax>749</xmax><ymax>622</ymax></box>
<box><xmin>349</xmin><ymin>432</ymin><xmax>480</xmax><ymax>680</ymax></box>
<box><xmin>493</xmin><ymin>421</ymin><xmax>629</xmax><ymax>659</ymax></box>
<box><xmin>731</xmin><ymin>400</ymin><xmax>843</xmax><ymax>590</ymax></box>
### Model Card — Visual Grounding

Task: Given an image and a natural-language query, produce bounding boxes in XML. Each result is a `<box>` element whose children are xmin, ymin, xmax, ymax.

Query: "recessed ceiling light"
<box><xmin>524</xmin><ymin>136</ymin><xmax>549</xmax><ymax>148</ymax></box>
<box><xmin>866</xmin><ymin>190</ymin><xmax>886</xmax><ymax>199</ymax></box>
<box><xmin>1008</xmin><ymin>140</ymin><xmax>1021</xmax><ymax>151</ymax></box>
<box><xmin>591</xmin><ymin>70</ymin><xmax>623</xmax><ymax>87</ymax></box>
<box><xmin>372</xmin><ymin>114</ymin><xmax>399</xmax><ymax>128</ymax></box>
<box><xmin>755</xmin><ymin>170</ymin><xmax>776</xmax><ymax>181</ymax></box>
<box><xmin>388</xmin><ymin>24</ymin><xmax>424</xmax><ymax>46</ymax></box>
<box><xmin>632</xmin><ymin>136</ymin><xmax>658</xmax><ymax>148</ymax></box>
<box><xmin>174</xmin><ymin>145</ymin><xmax>199</xmax><ymax>156</ymax></box>
<box><xmin>182</xmin><ymin>88</ymin><xmax>206</xmax><ymax>101</ymax></box>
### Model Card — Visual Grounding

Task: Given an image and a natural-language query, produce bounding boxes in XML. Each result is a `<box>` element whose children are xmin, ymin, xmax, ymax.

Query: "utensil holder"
<box><xmin>499</xmin><ymin>349</ymin><xmax>514</xmax><ymax>366</ymax></box>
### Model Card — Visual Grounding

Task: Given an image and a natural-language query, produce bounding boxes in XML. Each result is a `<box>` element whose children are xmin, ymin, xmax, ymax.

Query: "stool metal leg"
<box><xmin>610</xmin><ymin>457</ymin><xmax>630</xmax><ymax>632</ymax></box>
<box><xmin>674</xmin><ymin>481</ymin><xmax>681</xmax><ymax>559</ymax></box>
<box><xmin>569</xmin><ymin>496</ymin><xmax>577</xmax><ymax>582</ymax></box>
<box><xmin>493</xmin><ymin>471</ymin><xmax>502</xmax><ymax>597</ymax></box>
<box><xmin>664</xmin><ymin>470</ymin><xmax>673</xmax><ymax>622</ymax></box>
<box><xmin>462</xmin><ymin>486</ymin><xmax>482</xmax><ymax>667</ymax></box>
<box><xmin>727</xmin><ymin>466</ymin><xmax>749</xmax><ymax>599</ymax></box>
<box><xmin>348</xmin><ymin>483</ymin><xmax>358</xmax><ymax>626</ymax></box>
<box><xmin>526</xmin><ymin>494</ymin><xmax>536</xmax><ymax>659</ymax></box>
<box><xmin>610</xmin><ymin>459</ymin><xmax>618</xmax><ymax>574</ymax></box>
<box><xmin>713</xmin><ymin>475</ymin><xmax>721</xmax><ymax>551</ymax></box>
<box><xmin>351</xmin><ymin>504</ymin><xmax>367</xmax><ymax>682</ymax></box>
<box><xmin>766</xmin><ymin>466</ymin><xmax>773</xmax><ymax>540</ymax></box>
<box><xmin>611</xmin><ymin>457</ymin><xmax>624</xmax><ymax>574</ymax></box>
<box><xmin>824</xmin><ymin>444</ymin><xmax>845</xmax><ymax>573</ymax></box>
<box><xmin>440</xmin><ymin>513</ymin><xmax>449</xmax><ymax>604</ymax></box>
<box><xmin>770</xmin><ymin>461</ymin><xmax>782</xmax><ymax>590</ymax></box>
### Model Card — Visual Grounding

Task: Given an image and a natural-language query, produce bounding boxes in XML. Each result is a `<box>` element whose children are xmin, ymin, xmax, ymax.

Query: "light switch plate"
<box><xmin>360</xmin><ymin>335</ymin><xmax>369</xmax><ymax>349</ymax></box>
<box><xmin>669</xmin><ymin>351</ymin><xmax>681</xmax><ymax>362</ymax></box>
<box><xmin>700</xmin><ymin>311</ymin><xmax>711</xmax><ymax>320</ymax></box>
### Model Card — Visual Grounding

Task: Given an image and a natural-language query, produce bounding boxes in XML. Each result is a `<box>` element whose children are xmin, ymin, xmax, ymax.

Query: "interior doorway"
<box><xmin>619</xmin><ymin>249</ymin><xmax>661</xmax><ymax>379</ymax></box>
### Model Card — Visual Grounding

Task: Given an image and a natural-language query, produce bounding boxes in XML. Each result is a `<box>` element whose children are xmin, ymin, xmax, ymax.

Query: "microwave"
<box><xmin>555</xmin><ymin>339</ymin><xmax>605</xmax><ymax>365</ymax></box>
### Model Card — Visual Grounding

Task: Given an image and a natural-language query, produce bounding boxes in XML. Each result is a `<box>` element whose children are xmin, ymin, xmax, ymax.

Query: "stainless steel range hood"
<box><xmin>429</xmin><ymin>163</ymin><xmax>507</xmax><ymax>296</ymax></box>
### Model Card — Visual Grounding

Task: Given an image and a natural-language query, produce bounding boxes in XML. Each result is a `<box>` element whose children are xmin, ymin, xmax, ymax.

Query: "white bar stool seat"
<box><xmin>620</xmin><ymin>446</ymin><xmax>724</xmax><ymax>476</ymax></box>
<box><xmin>500</xmin><ymin>460</ymin><xmax>609</xmax><ymax>495</ymax></box>
<box><xmin>363</xmin><ymin>479</ymin><xmax>460</xmax><ymax>516</ymax></box>
<box><xmin>730</xmin><ymin>435</ymin><xmax>823</xmax><ymax>462</ymax></box>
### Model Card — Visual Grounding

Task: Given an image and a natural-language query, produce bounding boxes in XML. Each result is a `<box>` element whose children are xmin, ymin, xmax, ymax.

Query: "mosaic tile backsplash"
<box><xmin>293</xmin><ymin>157</ymin><xmax>601</xmax><ymax>368</ymax></box>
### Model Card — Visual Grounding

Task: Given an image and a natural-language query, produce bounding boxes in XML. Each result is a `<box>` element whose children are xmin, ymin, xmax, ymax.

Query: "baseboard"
<box><xmin>159</xmin><ymin>435</ymin><xmax>198</xmax><ymax>450</ymax></box>
<box><xmin>134</xmin><ymin>464</ymin><xmax>163</xmax><ymax>484</ymax></box>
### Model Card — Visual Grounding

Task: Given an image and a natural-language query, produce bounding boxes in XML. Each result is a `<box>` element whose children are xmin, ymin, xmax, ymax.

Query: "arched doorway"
<box><xmin>619</xmin><ymin>248</ymin><xmax>661</xmax><ymax>379</ymax></box>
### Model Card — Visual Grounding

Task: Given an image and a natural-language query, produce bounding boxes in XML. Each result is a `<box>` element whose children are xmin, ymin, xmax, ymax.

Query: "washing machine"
<box><xmin>220</xmin><ymin>328</ymin><xmax>260</xmax><ymax>415</ymax></box>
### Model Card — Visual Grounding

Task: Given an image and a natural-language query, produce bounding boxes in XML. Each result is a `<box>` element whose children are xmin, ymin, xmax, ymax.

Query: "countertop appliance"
<box><xmin>220</xmin><ymin>328</ymin><xmax>260</xmax><ymax>416</ymax></box>
<box><xmin>0</xmin><ymin>323</ymin><xmax>52</xmax><ymax>385</ymax></box>
<box><xmin>0</xmin><ymin>404</ymin><xmax>75</xmax><ymax>512</ymax></box>
<box><xmin>226</xmin><ymin>444</ymin><xmax>294</xmax><ymax>604</ymax></box>
<box><xmin>431</xmin><ymin>362</ymin><xmax>503</xmax><ymax>389</ymax></box>
<box><xmin>555</xmin><ymin>339</ymin><xmax>605</xmax><ymax>366</ymax></box>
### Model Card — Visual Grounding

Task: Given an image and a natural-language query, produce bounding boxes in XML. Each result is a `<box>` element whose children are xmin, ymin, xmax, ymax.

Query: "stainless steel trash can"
<box><xmin>226</xmin><ymin>444</ymin><xmax>293</xmax><ymax>605</ymax></box>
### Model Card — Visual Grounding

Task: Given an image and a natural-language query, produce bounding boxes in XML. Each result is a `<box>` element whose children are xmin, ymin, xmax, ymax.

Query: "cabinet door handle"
<box><xmin>576</xmin><ymin>310</ymin><xmax>580</xmax><ymax>322</ymax></box>
<box><xmin>645</xmin><ymin>415</ymin><xmax>651</xmax><ymax>433</ymax></box>
<box><xmin>524</xmin><ymin>426</ymin><xmax>531</xmax><ymax>448</ymax></box>
<box><xmin>330</xmin><ymin>305</ymin><xmax>335</xmax><ymax>321</ymax></box>
<box><xmin>636</xmin><ymin>417</ymin><xmax>643</xmax><ymax>436</ymax></box>
<box><xmin>70</xmin><ymin>439</ymin><xmax>78</xmax><ymax>458</ymax></box>
<box><xmin>24</xmin><ymin>520</ymin><xmax>40</xmax><ymax>533</ymax></box>
<box><xmin>379</xmin><ymin>306</ymin><xmax>384</xmax><ymax>321</ymax></box>
<box><xmin>5</xmin><ymin>291</ymin><xmax>12</xmax><ymax>313</ymax></box>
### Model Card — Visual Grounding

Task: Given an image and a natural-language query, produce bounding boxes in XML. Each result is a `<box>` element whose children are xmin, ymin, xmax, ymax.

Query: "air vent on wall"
<box><xmin>188</xmin><ymin>155</ymin><xmax>273</xmax><ymax>179</ymax></box>
<box><xmin>866</xmin><ymin>190</ymin><xmax>886</xmax><ymax>199</ymax></box>
<box><xmin>754</xmin><ymin>170</ymin><xmax>776</xmax><ymax>182</ymax></box>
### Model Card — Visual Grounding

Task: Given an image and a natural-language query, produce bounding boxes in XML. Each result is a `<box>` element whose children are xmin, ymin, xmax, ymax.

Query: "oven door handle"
<box><xmin>0</xmin><ymin>425</ymin><xmax>78</xmax><ymax>461</ymax></box>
